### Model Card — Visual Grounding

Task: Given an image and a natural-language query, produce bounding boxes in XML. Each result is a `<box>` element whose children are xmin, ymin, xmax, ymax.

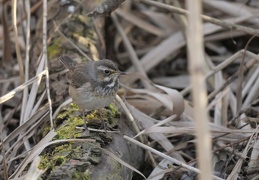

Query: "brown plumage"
<box><xmin>60</xmin><ymin>55</ymin><xmax>122</xmax><ymax>129</ymax></box>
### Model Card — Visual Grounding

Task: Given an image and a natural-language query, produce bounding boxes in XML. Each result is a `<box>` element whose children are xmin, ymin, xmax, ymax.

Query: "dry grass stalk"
<box><xmin>186</xmin><ymin>1</ymin><xmax>212</xmax><ymax>180</ymax></box>
<box><xmin>137</xmin><ymin>0</ymin><xmax>259</xmax><ymax>36</ymax></box>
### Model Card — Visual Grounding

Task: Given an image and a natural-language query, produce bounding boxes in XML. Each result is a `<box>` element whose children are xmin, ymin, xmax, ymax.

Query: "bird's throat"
<box><xmin>106</xmin><ymin>77</ymin><xmax>117</xmax><ymax>88</ymax></box>
<box><xmin>94</xmin><ymin>78</ymin><xmax>119</xmax><ymax>96</ymax></box>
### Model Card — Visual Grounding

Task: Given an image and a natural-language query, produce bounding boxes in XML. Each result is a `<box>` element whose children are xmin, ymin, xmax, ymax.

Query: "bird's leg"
<box><xmin>79</xmin><ymin>110</ymin><xmax>90</xmax><ymax>136</ymax></box>
<box><xmin>81</xmin><ymin>110</ymin><xmax>91</xmax><ymax>131</ymax></box>
<box><xmin>100</xmin><ymin>119</ymin><xmax>107</xmax><ymax>130</ymax></box>
<box><xmin>98</xmin><ymin>109</ymin><xmax>107</xmax><ymax>131</ymax></box>
<box><xmin>82</xmin><ymin>110</ymin><xmax>87</xmax><ymax>130</ymax></box>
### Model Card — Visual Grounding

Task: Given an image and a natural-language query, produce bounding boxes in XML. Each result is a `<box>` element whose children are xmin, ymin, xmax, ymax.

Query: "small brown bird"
<box><xmin>60</xmin><ymin>55</ymin><xmax>123</xmax><ymax>130</ymax></box>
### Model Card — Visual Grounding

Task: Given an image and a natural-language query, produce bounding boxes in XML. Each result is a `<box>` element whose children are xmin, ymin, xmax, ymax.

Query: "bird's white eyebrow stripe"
<box><xmin>97</xmin><ymin>66</ymin><xmax>113</xmax><ymax>71</ymax></box>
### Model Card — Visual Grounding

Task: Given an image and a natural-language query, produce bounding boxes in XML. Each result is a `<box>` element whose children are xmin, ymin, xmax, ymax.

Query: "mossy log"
<box><xmin>34</xmin><ymin>1</ymin><xmax>144</xmax><ymax>179</ymax></box>
<box><xmin>40</xmin><ymin>105</ymin><xmax>144</xmax><ymax>180</ymax></box>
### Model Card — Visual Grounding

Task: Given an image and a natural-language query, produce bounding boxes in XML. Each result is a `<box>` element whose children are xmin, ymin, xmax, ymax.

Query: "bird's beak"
<box><xmin>119</xmin><ymin>71</ymin><xmax>126</xmax><ymax>75</ymax></box>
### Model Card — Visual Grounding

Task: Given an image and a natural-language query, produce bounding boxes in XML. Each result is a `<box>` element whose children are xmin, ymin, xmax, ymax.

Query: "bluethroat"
<box><xmin>60</xmin><ymin>55</ymin><xmax>123</xmax><ymax>130</ymax></box>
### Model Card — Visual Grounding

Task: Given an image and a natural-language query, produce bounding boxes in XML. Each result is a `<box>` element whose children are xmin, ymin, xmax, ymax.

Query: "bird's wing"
<box><xmin>67</xmin><ymin>63</ymin><xmax>93</xmax><ymax>89</ymax></box>
<box><xmin>60</xmin><ymin>55</ymin><xmax>77</xmax><ymax>71</ymax></box>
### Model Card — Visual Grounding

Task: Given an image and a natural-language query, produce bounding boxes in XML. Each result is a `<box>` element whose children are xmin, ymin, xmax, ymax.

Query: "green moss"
<box><xmin>102</xmin><ymin>104</ymin><xmax>120</xmax><ymax>128</ymax></box>
<box><xmin>47</xmin><ymin>37</ymin><xmax>62</xmax><ymax>59</ymax></box>
<box><xmin>55</xmin><ymin>117</ymin><xmax>83</xmax><ymax>139</ymax></box>
<box><xmin>39</xmin><ymin>155</ymin><xmax>51</xmax><ymax>170</ymax></box>
<box><xmin>73</xmin><ymin>171</ymin><xmax>90</xmax><ymax>180</ymax></box>
<box><xmin>107</xmin><ymin>104</ymin><xmax>120</xmax><ymax>118</ymax></box>
<box><xmin>42</xmin><ymin>125</ymin><xmax>51</xmax><ymax>137</ymax></box>
<box><xmin>54</xmin><ymin>103</ymin><xmax>120</xmax><ymax>139</ymax></box>
<box><xmin>55</xmin><ymin>103</ymin><xmax>84</xmax><ymax>139</ymax></box>
<box><xmin>39</xmin><ymin>103</ymin><xmax>120</xmax><ymax>177</ymax></box>
<box><xmin>39</xmin><ymin>143</ymin><xmax>76</xmax><ymax>170</ymax></box>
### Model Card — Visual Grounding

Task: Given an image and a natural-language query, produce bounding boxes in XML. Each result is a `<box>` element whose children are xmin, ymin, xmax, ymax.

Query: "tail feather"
<box><xmin>59</xmin><ymin>55</ymin><xmax>77</xmax><ymax>71</ymax></box>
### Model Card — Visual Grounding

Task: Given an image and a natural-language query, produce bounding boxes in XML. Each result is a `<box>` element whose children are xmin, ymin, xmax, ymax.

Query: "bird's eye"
<box><xmin>104</xmin><ymin>70</ymin><xmax>111</xmax><ymax>74</ymax></box>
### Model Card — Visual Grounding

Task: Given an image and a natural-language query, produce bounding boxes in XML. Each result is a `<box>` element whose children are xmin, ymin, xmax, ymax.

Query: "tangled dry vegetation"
<box><xmin>0</xmin><ymin>0</ymin><xmax>259</xmax><ymax>180</ymax></box>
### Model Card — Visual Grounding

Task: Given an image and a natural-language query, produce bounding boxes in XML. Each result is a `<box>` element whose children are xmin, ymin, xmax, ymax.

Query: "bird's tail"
<box><xmin>59</xmin><ymin>55</ymin><xmax>77</xmax><ymax>71</ymax></box>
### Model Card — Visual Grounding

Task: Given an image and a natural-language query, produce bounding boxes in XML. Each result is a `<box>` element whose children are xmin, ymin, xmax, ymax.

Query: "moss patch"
<box><xmin>73</xmin><ymin>171</ymin><xmax>90</xmax><ymax>180</ymax></box>
<box><xmin>39</xmin><ymin>103</ymin><xmax>120</xmax><ymax>179</ymax></box>
<box><xmin>39</xmin><ymin>143</ymin><xmax>75</xmax><ymax>170</ymax></box>
<box><xmin>54</xmin><ymin>103</ymin><xmax>120</xmax><ymax>139</ymax></box>
<box><xmin>47</xmin><ymin>37</ymin><xmax>62</xmax><ymax>59</ymax></box>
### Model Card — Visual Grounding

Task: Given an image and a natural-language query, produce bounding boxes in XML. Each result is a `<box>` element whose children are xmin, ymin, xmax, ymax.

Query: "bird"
<box><xmin>59</xmin><ymin>55</ymin><xmax>123</xmax><ymax>130</ymax></box>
